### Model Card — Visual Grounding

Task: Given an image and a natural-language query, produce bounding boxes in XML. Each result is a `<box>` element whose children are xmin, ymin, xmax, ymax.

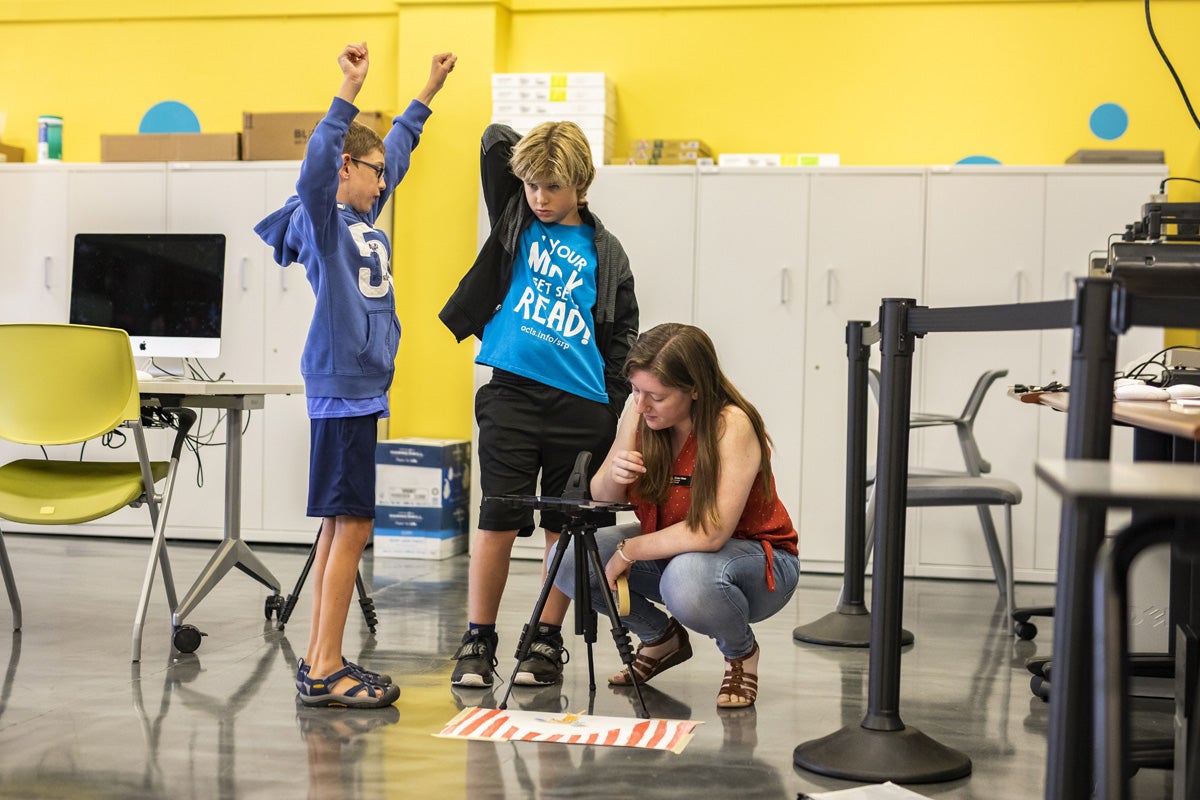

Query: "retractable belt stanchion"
<box><xmin>493</xmin><ymin>452</ymin><xmax>649</xmax><ymax>718</ymax></box>
<box><xmin>794</xmin><ymin>298</ymin><xmax>973</xmax><ymax>783</ymax></box>
<box><xmin>793</xmin><ymin>320</ymin><xmax>914</xmax><ymax>648</ymax></box>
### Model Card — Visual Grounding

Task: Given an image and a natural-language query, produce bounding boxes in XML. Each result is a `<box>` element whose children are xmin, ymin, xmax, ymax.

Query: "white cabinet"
<box><xmin>919</xmin><ymin>166</ymin><xmax>1165</xmax><ymax>583</ymax></box>
<box><xmin>694</xmin><ymin>170</ymin><xmax>809</xmax><ymax>529</ymax></box>
<box><xmin>0</xmin><ymin>166</ymin><xmax>70</xmax><ymax>323</ymax></box>
<box><xmin>0</xmin><ymin>161</ymin><xmax>316</xmax><ymax>545</ymax></box>
<box><xmin>798</xmin><ymin>169</ymin><xmax>926</xmax><ymax>566</ymax></box>
<box><xmin>585</xmin><ymin>166</ymin><xmax>697</xmax><ymax>330</ymax></box>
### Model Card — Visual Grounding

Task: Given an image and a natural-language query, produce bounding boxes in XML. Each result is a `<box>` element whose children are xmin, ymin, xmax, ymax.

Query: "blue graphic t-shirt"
<box><xmin>477</xmin><ymin>219</ymin><xmax>607</xmax><ymax>403</ymax></box>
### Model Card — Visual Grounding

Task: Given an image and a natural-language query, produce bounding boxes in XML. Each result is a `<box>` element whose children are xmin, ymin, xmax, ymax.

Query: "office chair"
<box><xmin>0</xmin><ymin>323</ymin><xmax>195</xmax><ymax>661</ymax></box>
<box><xmin>863</xmin><ymin>368</ymin><xmax>1022</xmax><ymax>628</ymax></box>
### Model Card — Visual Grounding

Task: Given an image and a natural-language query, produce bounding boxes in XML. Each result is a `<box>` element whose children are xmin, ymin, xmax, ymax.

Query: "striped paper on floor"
<box><xmin>435</xmin><ymin>706</ymin><xmax>701</xmax><ymax>754</ymax></box>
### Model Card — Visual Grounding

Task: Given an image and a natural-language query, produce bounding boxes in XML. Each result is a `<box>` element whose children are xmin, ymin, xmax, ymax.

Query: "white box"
<box><xmin>492</xmin><ymin>85</ymin><xmax>615</xmax><ymax>103</ymax></box>
<box><xmin>492</xmin><ymin>100</ymin><xmax>613</xmax><ymax>119</ymax></box>
<box><xmin>374</xmin><ymin>528</ymin><xmax>466</xmax><ymax>560</ymax></box>
<box><xmin>492</xmin><ymin>72</ymin><xmax>610</xmax><ymax>88</ymax></box>
<box><xmin>717</xmin><ymin>153</ymin><xmax>840</xmax><ymax>167</ymax></box>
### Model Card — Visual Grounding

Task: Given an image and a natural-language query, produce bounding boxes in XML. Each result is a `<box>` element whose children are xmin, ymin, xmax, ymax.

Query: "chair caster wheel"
<box><xmin>1030</xmin><ymin>674</ymin><xmax>1050</xmax><ymax>702</ymax></box>
<box><xmin>264</xmin><ymin>593</ymin><xmax>284</xmax><ymax>620</ymax></box>
<box><xmin>173</xmin><ymin>624</ymin><xmax>205</xmax><ymax>654</ymax></box>
<box><xmin>1014</xmin><ymin>620</ymin><xmax>1037</xmax><ymax>640</ymax></box>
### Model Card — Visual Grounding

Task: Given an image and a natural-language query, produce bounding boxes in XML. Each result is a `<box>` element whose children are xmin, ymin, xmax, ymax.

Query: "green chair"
<box><xmin>0</xmin><ymin>323</ymin><xmax>195</xmax><ymax>661</ymax></box>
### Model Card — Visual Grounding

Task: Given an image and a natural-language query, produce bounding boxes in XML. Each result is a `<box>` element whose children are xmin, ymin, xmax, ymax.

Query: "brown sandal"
<box><xmin>608</xmin><ymin>618</ymin><xmax>693</xmax><ymax>686</ymax></box>
<box><xmin>717</xmin><ymin>642</ymin><xmax>759</xmax><ymax>708</ymax></box>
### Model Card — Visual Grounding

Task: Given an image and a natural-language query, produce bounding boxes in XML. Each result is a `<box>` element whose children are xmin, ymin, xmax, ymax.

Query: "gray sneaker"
<box><xmin>450</xmin><ymin>628</ymin><xmax>499</xmax><ymax>687</ymax></box>
<box><xmin>513</xmin><ymin>624</ymin><xmax>569</xmax><ymax>686</ymax></box>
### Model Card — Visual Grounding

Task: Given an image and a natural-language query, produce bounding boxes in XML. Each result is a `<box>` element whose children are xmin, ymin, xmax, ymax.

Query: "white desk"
<box><xmin>138</xmin><ymin>380</ymin><xmax>302</xmax><ymax>636</ymax></box>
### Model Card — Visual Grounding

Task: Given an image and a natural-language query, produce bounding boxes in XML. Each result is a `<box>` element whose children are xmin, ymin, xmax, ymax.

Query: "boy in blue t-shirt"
<box><xmin>256</xmin><ymin>42</ymin><xmax>455</xmax><ymax>709</ymax></box>
<box><xmin>441</xmin><ymin>121</ymin><xmax>639</xmax><ymax>689</ymax></box>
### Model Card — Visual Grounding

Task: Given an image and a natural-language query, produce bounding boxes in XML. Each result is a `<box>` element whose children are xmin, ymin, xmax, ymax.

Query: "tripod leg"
<box><xmin>499</xmin><ymin>530</ymin><xmax>573</xmax><ymax>711</ymax></box>
<box><xmin>574</xmin><ymin>528</ymin><xmax>600</xmax><ymax>709</ymax></box>
<box><xmin>580</xmin><ymin>530</ymin><xmax>649</xmax><ymax>719</ymax></box>
<box><xmin>355</xmin><ymin>570</ymin><xmax>378</xmax><ymax>634</ymax></box>
<box><xmin>277</xmin><ymin>525</ymin><xmax>321</xmax><ymax>630</ymax></box>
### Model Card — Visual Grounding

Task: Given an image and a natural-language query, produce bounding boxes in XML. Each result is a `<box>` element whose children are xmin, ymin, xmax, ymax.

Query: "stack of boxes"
<box><xmin>374</xmin><ymin>438</ymin><xmax>471</xmax><ymax>560</ymax></box>
<box><xmin>490</xmin><ymin>72</ymin><xmax>616</xmax><ymax>167</ymax></box>
<box><xmin>99</xmin><ymin>110</ymin><xmax>390</xmax><ymax>162</ymax></box>
<box><xmin>717</xmin><ymin>152</ymin><xmax>840</xmax><ymax>167</ymax></box>
<box><xmin>612</xmin><ymin>138</ymin><xmax>712</xmax><ymax>165</ymax></box>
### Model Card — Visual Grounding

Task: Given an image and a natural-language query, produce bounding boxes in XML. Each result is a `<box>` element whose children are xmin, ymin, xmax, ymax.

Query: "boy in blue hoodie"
<box><xmin>255</xmin><ymin>42</ymin><xmax>455</xmax><ymax>708</ymax></box>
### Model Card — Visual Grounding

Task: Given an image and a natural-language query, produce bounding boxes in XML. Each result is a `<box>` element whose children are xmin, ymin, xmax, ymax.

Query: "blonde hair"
<box><xmin>509</xmin><ymin>121</ymin><xmax>596</xmax><ymax>201</ymax></box>
<box><xmin>344</xmin><ymin>120</ymin><xmax>384</xmax><ymax>159</ymax></box>
<box><xmin>625</xmin><ymin>323</ymin><xmax>775</xmax><ymax>532</ymax></box>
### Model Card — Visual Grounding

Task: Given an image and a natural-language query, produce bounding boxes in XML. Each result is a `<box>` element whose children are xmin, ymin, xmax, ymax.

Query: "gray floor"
<box><xmin>0</xmin><ymin>532</ymin><xmax>1176</xmax><ymax>799</ymax></box>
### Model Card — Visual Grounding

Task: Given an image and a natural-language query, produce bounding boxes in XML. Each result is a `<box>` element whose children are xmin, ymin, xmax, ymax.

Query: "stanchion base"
<box><xmin>792</xmin><ymin>611</ymin><xmax>915</xmax><ymax>648</ymax></box>
<box><xmin>794</xmin><ymin>723</ymin><xmax>971</xmax><ymax>783</ymax></box>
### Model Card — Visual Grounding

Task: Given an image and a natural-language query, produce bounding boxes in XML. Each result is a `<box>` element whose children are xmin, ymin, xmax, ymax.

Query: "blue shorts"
<box><xmin>307</xmin><ymin>415</ymin><xmax>378</xmax><ymax>519</ymax></box>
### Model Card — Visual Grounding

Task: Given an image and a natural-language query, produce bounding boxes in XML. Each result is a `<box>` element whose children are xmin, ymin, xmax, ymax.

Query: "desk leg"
<box><xmin>1046</xmin><ymin>277</ymin><xmax>1119</xmax><ymax>800</ymax></box>
<box><xmin>173</xmin><ymin>406</ymin><xmax>280</xmax><ymax>626</ymax></box>
<box><xmin>794</xmin><ymin>298</ymin><xmax>971</xmax><ymax>783</ymax></box>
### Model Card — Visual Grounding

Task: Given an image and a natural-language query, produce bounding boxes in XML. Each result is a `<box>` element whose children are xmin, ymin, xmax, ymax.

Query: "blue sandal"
<box><xmin>296</xmin><ymin>658</ymin><xmax>393</xmax><ymax>692</ymax></box>
<box><xmin>299</xmin><ymin>666</ymin><xmax>400</xmax><ymax>709</ymax></box>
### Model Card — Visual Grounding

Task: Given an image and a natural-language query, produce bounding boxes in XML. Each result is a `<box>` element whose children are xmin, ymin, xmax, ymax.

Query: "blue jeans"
<box><xmin>552</xmin><ymin>522</ymin><xmax>800</xmax><ymax>659</ymax></box>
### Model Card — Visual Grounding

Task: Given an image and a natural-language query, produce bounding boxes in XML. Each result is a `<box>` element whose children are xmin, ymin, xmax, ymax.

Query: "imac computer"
<box><xmin>69</xmin><ymin>233</ymin><xmax>226</xmax><ymax>360</ymax></box>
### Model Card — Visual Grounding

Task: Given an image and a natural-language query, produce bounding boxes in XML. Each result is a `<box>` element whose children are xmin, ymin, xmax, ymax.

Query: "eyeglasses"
<box><xmin>350</xmin><ymin>157</ymin><xmax>386</xmax><ymax>180</ymax></box>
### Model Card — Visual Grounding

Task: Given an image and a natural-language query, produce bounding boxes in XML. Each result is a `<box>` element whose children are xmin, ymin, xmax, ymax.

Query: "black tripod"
<box><xmin>276</xmin><ymin>524</ymin><xmax>378</xmax><ymax>634</ymax></box>
<box><xmin>493</xmin><ymin>452</ymin><xmax>649</xmax><ymax>718</ymax></box>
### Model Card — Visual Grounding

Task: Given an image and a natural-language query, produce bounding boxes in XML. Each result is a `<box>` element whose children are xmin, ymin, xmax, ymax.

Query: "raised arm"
<box><xmin>416</xmin><ymin>52</ymin><xmax>457</xmax><ymax>107</ymax></box>
<box><xmin>336</xmin><ymin>42</ymin><xmax>370</xmax><ymax>105</ymax></box>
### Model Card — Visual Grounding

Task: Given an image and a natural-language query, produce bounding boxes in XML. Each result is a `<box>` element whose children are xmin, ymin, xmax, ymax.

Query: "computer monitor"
<box><xmin>69</xmin><ymin>233</ymin><xmax>226</xmax><ymax>360</ymax></box>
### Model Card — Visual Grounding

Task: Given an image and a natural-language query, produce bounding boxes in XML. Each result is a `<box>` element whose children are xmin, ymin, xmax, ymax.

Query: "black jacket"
<box><xmin>439</xmin><ymin>124</ymin><xmax>638</xmax><ymax>416</ymax></box>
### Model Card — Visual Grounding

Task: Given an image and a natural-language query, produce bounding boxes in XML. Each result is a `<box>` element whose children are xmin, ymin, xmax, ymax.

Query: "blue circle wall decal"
<box><xmin>1089</xmin><ymin>103</ymin><xmax>1128</xmax><ymax>140</ymax></box>
<box><xmin>956</xmin><ymin>155</ymin><xmax>1002</xmax><ymax>165</ymax></box>
<box><xmin>138</xmin><ymin>101</ymin><xmax>201</xmax><ymax>134</ymax></box>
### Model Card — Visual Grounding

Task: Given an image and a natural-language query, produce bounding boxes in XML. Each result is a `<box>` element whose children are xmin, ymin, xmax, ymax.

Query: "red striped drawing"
<box><xmin>435</xmin><ymin>707</ymin><xmax>700</xmax><ymax>754</ymax></box>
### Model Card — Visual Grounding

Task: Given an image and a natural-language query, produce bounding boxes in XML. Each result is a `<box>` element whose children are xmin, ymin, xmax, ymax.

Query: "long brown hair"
<box><xmin>625</xmin><ymin>323</ymin><xmax>774</xmax><ymax>532</ymax></box>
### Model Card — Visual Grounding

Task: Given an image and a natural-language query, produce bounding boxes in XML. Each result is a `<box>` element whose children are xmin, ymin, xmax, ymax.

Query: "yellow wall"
<box><xmin>2</xmin><ymin>0</ymin><xmax>1199</xmax><ymax>436</ymax></box>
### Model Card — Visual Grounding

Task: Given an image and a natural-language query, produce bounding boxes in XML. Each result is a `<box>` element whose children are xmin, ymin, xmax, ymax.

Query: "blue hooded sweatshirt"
<box><xmin>254</xmin><ymin>96</ymin><xmax>431</xmax><ymax>400</ymax></box>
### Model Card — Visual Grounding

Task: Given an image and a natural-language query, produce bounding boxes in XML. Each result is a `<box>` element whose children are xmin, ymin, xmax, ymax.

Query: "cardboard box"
<box><xmin>241</xmin><ymin>110</ymin><xmax>388</xmax><ymax>160</ymax></box>
<box><xmin>375</xmin><ymin>437</ymin><xmax>470</xmax><ymax>507</ymax></box>
<box><xmin>0</xmin><ymin>142</ymin><xmax>25</xmax><ymax>162</ymax></box>
<box><xmin>100</xmin><ymin>133</ymin><xmax>240</xmax><ymax>162</ymax></box>
<box><xmin>375</xmin><ymin>502</ymin><xmax>469</xmax><ymax>532</ymax></box>
<box><xmin>629</xmin><ymin>139</ymin><xmax>711</xmax><ymax>155</ymax></box>
<box><xmin>373</xmin><ymin>527</ymin><xmax>467</xmax><ymax>560</ymax></box>
<box><xmin>374</xmin><ymin>437</ymin><xmax>471</xmax><ymax>560</ymax></box>
<box><xmin>610</xmin><ymin>156</ymin><xmax>711</xmax><ymax>166</ymax></box>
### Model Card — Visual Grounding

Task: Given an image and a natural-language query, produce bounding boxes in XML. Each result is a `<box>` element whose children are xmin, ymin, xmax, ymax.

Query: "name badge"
<box><xmin>669</xmin><ymin>475</ymin><xmax>692</xmax><ymax>487</ymax></box>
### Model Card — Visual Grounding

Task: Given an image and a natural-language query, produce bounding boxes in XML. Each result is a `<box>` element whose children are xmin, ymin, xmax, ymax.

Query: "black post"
<box><xmin>793</xmin><ymin>320</ymin><xmax>873</xmax><ymax>646</ymax></box>
<box><xmin>794</xmin><ymin>299</ymin><xmax>971</xmax><ymax>783</ymax></box>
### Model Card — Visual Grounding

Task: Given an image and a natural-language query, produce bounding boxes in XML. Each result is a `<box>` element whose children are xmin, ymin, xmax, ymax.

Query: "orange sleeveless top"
<box><xmin>631</xmin><ymin>433</ymin><xmax>798</xmax><ymax>590</ymax></box>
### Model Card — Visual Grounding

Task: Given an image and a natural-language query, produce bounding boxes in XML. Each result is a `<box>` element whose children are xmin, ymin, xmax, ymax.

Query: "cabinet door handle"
<box><xmin>281</xmin><ymin>265</ymin><xmax>288</xmax><ymax>292</ymax></box>
<box><xmin>825</xmin><ymin>268</ymin><xmax>834</xmax><ymax>306</ymax></box>
<box><xmin>240</xmin><ymin>256</ymin><xmax>250</xmax><ymax>291</ymax></box>
<box><xmin>1014</xmin><ymin>269</ymin><xmax>1024</xmax><ymax>303</ymax></box>
<box><xmin>780</xmin><ymin>268</ymin><xmax>790</xmax><ymax>304</ymax></box>
<box><xmin>43</xmin><ymin>256</ymin><xmax>53</xmax><ymax>289</ymax></box>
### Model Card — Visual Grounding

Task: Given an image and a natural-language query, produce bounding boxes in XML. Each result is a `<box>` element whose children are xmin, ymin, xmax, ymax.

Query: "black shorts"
<box><xmin>476</xmin><ymin>370</ymin><xmax>618</xmax><ymax>536</ymax></box>
<box><xmin>307</xmin><ymin>415</ymin><xmax>378</xmax><ymax>519</ymax></box>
